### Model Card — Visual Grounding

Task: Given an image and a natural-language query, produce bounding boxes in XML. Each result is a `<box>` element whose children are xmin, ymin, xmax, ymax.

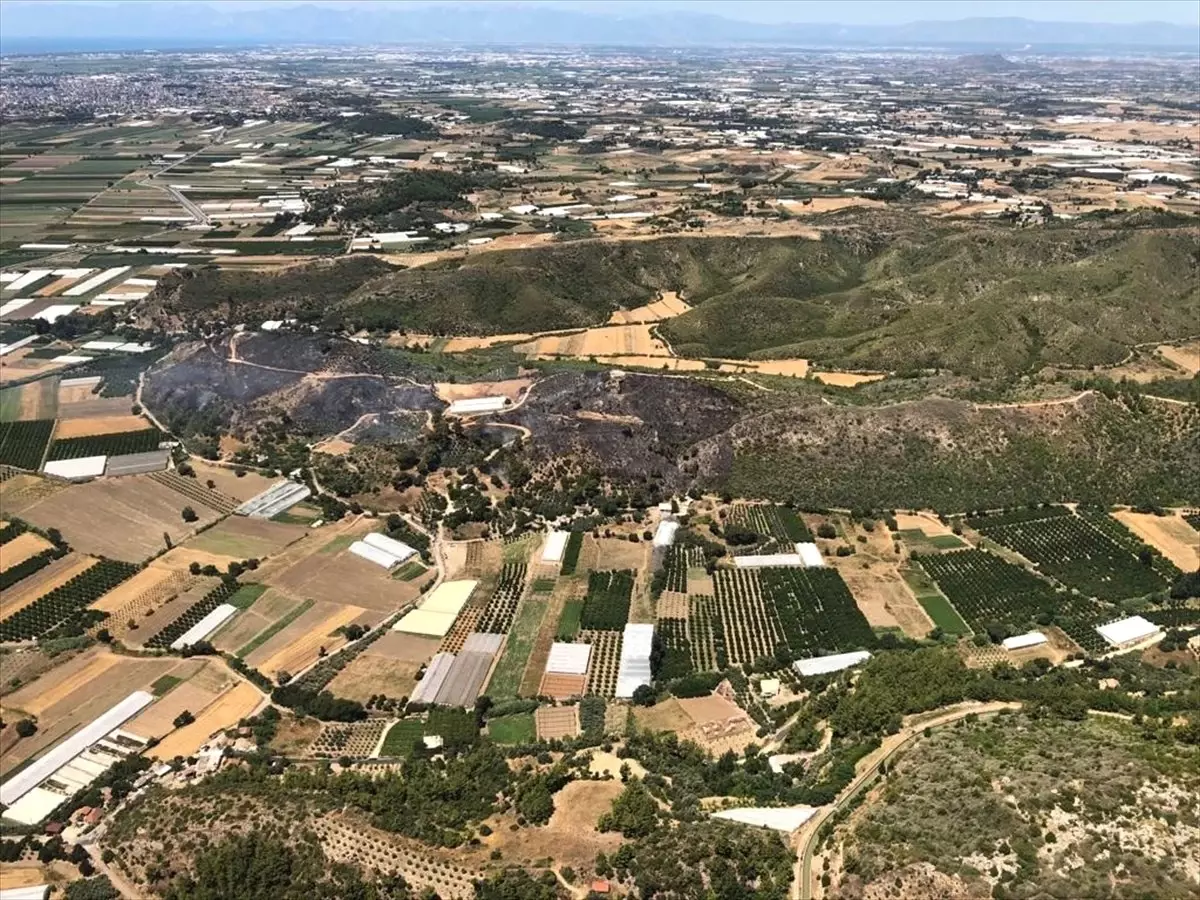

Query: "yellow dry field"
<box><xmin>56</xmin><ymin>382</ymin><xmax>98</xmax><ymax>404</ymax></box>
<box><xmin>1041</xmin><ymin>118</ymin><xmax>1200</xmax><ymax>142</ymax></box>
<box><xmin>312</xmin><ymin>438</ymin><xmax>354</xmax><ymax>456</ymax></box>
<box><xmin>607</xmin><ymin>291</ymin><xmax>692</xmax><ymax>325</ymax></box>
<box><xmin>148</xmin><ymin>681</ymin><xmax>262</xmax><ymax>759</ymax></box>
<box><xmin>435</xmin><ymin>377</ymin><xmax>532</xmax><ymax>403</ymax></box>
<box><xmin>1112</xmin><ymin>511</ymin><xmax>1200</xmax><ymax>572</ymax></box>
<box><xmin>52</xmin><ymin>414</ymin><xmax>148</xmax><ymax>439</ymax></box>
<box><xmin>813</xmin><ymin>371</ymin><xmax>886</xmax><ymax>387</ymax></box>
<box><xmin>0</xmin><ymin>531</ymin><xmax>52</xmax><ymax>571</ymax></box>
<box><xmin>89</xmin><ymin>564</ymin><xmax>177</xmax><ymax>613</ymax></box>
<box><xmin>188</xmin><ymin>459</ymin><xmax>278</xmax><ymax>503</ymax></box>
<box><xmin>779</xmin><ymin>196</ymin><xmax>886</xmax><ymax>214</ymax></box>
<box><xmin>13</xmin><ymin>652</ymin><xmax>125</xmax><ymax>717</ymax></box>
<box><xmin>444</xmin><ymin>333</ymin><xmax>537</xmax><ymax>352</ymax></box>
<box><xmin>252</xmin><ymin>604</ymin><xmax>365</xmax><ymax>678</ymax></box>
<box><xmin>1158</xmin><ymin>342</ymin><xmax>1200</xmax><ymax>375</ymax></box>
<box><xmin>516</xmin><ymin>323</ymin><xmax>668</xmax><ymax>358</ymax></box>
<box><xmin>719</xmin><ymin>358</ymin><xmax>810</xmax><ymax>378</ymax></box>
<box><xmin>895</xmin><ymin>513</ymin><xmax>954</xmax><ymax>536</ymax></box>
<box><xmin>128</xmin><ymin>679</ymin><xmax>229</xmax><ymax>740</ymax></box>
<box><xmin>589</xmin><ymin>354</ymin><xmax>707</xmax><ymax>371</ymax></box>
<box><xmin>1</xmin><ymin>553</ymin><xmax>95</xmax><ymax>618</ymax></box>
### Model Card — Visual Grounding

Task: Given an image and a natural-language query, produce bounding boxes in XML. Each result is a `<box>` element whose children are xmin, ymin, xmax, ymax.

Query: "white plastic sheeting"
<box><xmin>793</xmin><ymin>650</ymin><xmax>872</xmax><ymax>678</ymax></box>
<box><xmin>734</xmin><ymin>553</ymin><xmax>803</xmax><ymax>568</ymax></box>
<box><xmin>43</xmin><ymin>456</ymin><xmax>107</xmax><ymax>480</ymax></box>
<box><xmin>350</xmin><ymin>540</ymin><xmax>403</xmax><ymax>569</ymax></box>
<box><xmin>170</xmin><ymin>604</ymin><xmax>238</xmax><ymax>650</ymax></box>
<box><xmin>1096</xmin><ymin>615</ymin><xmax>1161</xmax><ymax>647</ymax></box>
<box><xmin>0</xmin><ymin>691</ymin><xmax>153</xmax><ymax>807</ymax></box>
<box><xmin>541</xmin><ymin>531</ymin><xmax>569</xmax><ymax>563</ymax></box>
<box><xmin>1002</xmin><ymin>631</ymin><xmax>1048</xmax><ymax>651</ymax></box>
<box><xmin>546</xmin><ymin>642</ymin><xmax>591</xmax><ymax>675</ymax></box>
<box><xmin>795</xmin><ymin>542</ymin><xmax>825</xmax><ymax>567</ymax></box>
<box><xmin>447</xmin><ymin>396</ymin><xmax>507</xmax><ymax>415</ymax></box>
<box><xmin>711</xmin><ymin>806</ymin><xmax>818</xmax><ymax>832</ymax></box>
<box><xmin>653</xmin><ymin>521</ymin><xmax>679</xmax><ymax>547</ymax></box>
<box><xmin>615</xmin><ymin>623</ymin><xmax>655</xmax><ymax>699</ymax></box>
<box><xmin>362</xmin><ymin>532</ymin><xmax>417</xmax><ymax>563</ymax></box>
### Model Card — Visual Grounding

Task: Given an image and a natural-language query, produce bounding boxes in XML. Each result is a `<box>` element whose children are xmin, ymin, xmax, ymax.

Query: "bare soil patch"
<box><xmin>188</xmin><ymin>459</ymin><xmax>278</xmax><ymax>501</ymax></box>
<box><xmin>52</xmin><ymin>414</ymin><xmax>148</xmax><ymax>438</ymax></box>
<box><xmin>247</xmin><ymin>600</ymin><xmax>364</xmax><ymax>678</ymax></box>
<box><xmin>1113</xmin><ymin>510</ymin><xmax>1200</xmax><ymax>571</ymax></box>
<box><xmin>538</xmin><ymin>672</ymin><xmax>587</xmax><ymax>699</ymax></box>
<box><xmin>327</xmin><ymin>634</ymin><xmax>439</xmax><ymax>703</ymax></box>
<box><xmin>535</xmin><ymin>705</ymin><xmax>579</xmax><ymax>740</ymax></box>
<box><xmin>895</xmin><ymin>512</ymin><xmax>954</xmax><ymax>536</ymax></box>
<box><xmin>0</xmin><ymin>531</ymin><xmax>53</xmax><ymax>571</ymax></box>
<box><xmin>435</xmin><ymin>377</ymin><xmax>532</xmax><ymax>403</ymax></box>
<box><xmin>149</xmin><ymin>681</ymin><xmax>262</xmax><ymax>759</ymax></box>
<box><xmin>607</xmin><ymin>290</ymin><xmax>692</xmax><ymax>325</ymax></box>
<box><xmin>271</xmin><ymin>541</ymin><xmax>428</xmax><ymax>614</ymax></box>
<box><xmin>185</xmin><ymin>516</ymin><xmax>307</xmax><ymax>560</ymax></box>
<box><xmin>128</xmin><ymin>667</ymin><xmax>233</xmax><ymax>739</ymax></box>
<box><xmin>90</xmin><ymin>563</ymin><xmax>177</xmax><ymax>613</ymax></box>
<box><xmin>813</xmin><ymin>371</ymin><xmax>887</xmax><ymax>387</ymax></box>
<box><xmin>1</xmin><ymin>552</ymin><xmax>95</xmax><ymax>617</ymax></box>
<box><xmin>19</xmin><ymin>475</ymin><xmax>220</xmax><ymax>562</ymax></box>
<box><xmin>517</xmin><ymin>323</ymin><xmax>668</xmax><ymax>359</ymax></box>
<box><xmin>0</xmin><ymin>474</ymin><xmax>67</xmax><ymax>515</ymax></box>
<box><xmin>1157</xmin><ymin>342</ymin><xmax>1200</xmax><ymax>375</ymax></box>
<box><xmin>210</xmin><ymin>588</ymin><xmax>302</xmax><ymax>653</ymax></box>
<box><xmin>56</xmin><ymin>394</ymin><xmax>134</xmax><ymax>420</ymax></box>
<box><xmin>719</xmin><ymin>358</ymin><xmax>810</xmax><ymax>378</ymax></box>
<box><xmin>633</xmin><ymin>697</ymin><xmax>696</xmax><ymax>733</ymax></box>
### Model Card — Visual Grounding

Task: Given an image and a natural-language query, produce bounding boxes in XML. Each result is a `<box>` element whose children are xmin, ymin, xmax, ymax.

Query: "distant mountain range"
<box><xmin>1</xmin><ymin>3</ymin><xmax>1196</xmax><ymax>52</ymax></box>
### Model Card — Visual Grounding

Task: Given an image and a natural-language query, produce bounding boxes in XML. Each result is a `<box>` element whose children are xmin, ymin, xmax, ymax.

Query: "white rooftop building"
<box><xmin>1002</xmin><ymin>631</ymin><xmax>1048</xmax><ymax>651</ymax></box>
<box><xmin>794</xmin><ymin>650</ymin><xmax>872</xmax><ymax>678</ymax></box>
<box><xmin>1096</xmin><ymin>615</ymin><xmax>1162</xmax><ymax>648</ymax></box>
<box><xmin>615</xmin><ymin>623</ymin><xmax>655</xmax><ymax>698</ymax></box>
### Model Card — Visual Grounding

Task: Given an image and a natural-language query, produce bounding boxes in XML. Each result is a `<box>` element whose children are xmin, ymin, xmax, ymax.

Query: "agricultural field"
<box><xmin>0</xmin><ymin>419</ymin><xmax>54</xmax><ymax>470</ymax></box>
<box><xmin>579</xmin><ymin>569</ymin><xmax>635</xmax><ymax>631</ymax></box>
<box><xmin>0</xmin><ymin>558</ymin><xmax>138</xmax><ymax>641</ymax></box>
<box><xmin>17</xmin><ymin>475</ymin><xmax>222</xmax><ymax>561</ymax></box>
<box><xmin>307</xmin><ymin>719</ymin><xmax>389</xmax><ymax>758</ymax></box>
<box><xmin>326</xmin><ymin>631</ymin><xmax>440</xmax><ymax>704</ymax></box>
<box><xmin>44</xmin><ymin>427</ymin><xmax>162</xmax><ymax>461</ymax></box>
<box><xmin>726</xmin><ymin>502</ymin><xmax>813</xmax><ymax>545</ymax></box>
<box><xmin>484</xmin><ymin>579</ymin><xmax>553</xmax><ymax>698</ymax></box>
<box><xmin>709</xmin><ymin>565</ymin><xmax>875</xmax><ymax>665</ymax></box>
<box><xmin>475</xmin><ymin>563</ymin><xmax>527</xmax><ymax>633</ymax></box>
<box><xmin>379</xmin><ymin>718</ymin><xmax>426</xmax><ymax>757</ymax></box>
<box><xmin>1111</xmin><ymin>510</ymin><xmax>1199</xmax><ymax>572</ymax></box>
<box><xmin>969</xmin><ymin>508</ymin><xmax>1172</xmax><ymax>601</ymax></box>
<box><xmin>901</xmin><ymin>567</ymin><xmax>970</xmax><ymax>636</ymax></box>
<box><xmin>918</xmin><ymin>549</ymin><xmax>1112</xmax><ymax>653</ymax></box>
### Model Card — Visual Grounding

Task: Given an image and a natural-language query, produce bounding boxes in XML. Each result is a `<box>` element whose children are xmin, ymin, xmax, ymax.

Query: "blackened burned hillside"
<box><xmin>498</xmin><ymin>371</ymin><xmax>741</xmax><ymax>487</ymax></box>
<box><xmin>142</xmin><ymin>335</ymin><xmax>444</xmax><ymax>452</ymax></box>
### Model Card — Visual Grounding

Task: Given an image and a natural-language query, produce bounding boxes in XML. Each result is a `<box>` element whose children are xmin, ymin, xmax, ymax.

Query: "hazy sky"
<box><xmin>29</xmin><ymin>0</ymin><xmax>1200</xmax><ymax>26</ymax></box>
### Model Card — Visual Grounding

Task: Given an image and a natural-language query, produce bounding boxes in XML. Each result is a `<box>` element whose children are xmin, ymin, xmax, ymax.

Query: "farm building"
<box><xmin>653</xmin><ymin>520</ymin><xmax>679</xmax><ymax>547</ymax></box>
<box><xmin>794</xmin><ymin>649</ymin><xmax>872</xmax><ymax>677</ymax></box>
<box><xmin>362</xmin><ymin>532</ymin><xmax>417</xmax><ymax>563</ymax></box>
<box><xmin>236</xmin><ymin>480</ymin><xmax>311</xmax><ymax>518</ymax></box>
<box><xmin>393</xmin><ymin>580</ymin><xmax>478</xmax><ymax>637</ymax></box>
<box><xmin>349</xmin><ymin>537</ymin><xmax>413</xmax><ymax>569</ymax></box>
<box><xmin>795</xmin><ymin>542</ymin><xmax>824</xmax><ymax>567</ymax></box>
<box><xmin>546</xmin><ymin>642</ymin><xmax>592</xmax><ymax>675</ymax></box>
<box><xmin>1002</xmin><ymin>631</ymin><xmax>1049</xmax><ymax>651</ymax></box>
<box><xmin>615</xmin><ymin>623</ymin><xmax>655</xmax><ymax>699</ymax></box>
<box><xmin>734</xmin><ymin>552</ymin><xmax>803</xmax><ymax>569</ymax></box>
<box><xmin>0</xmin><ymin>692</ymin><xmax>152</xmax><ymax>825</ymax></box>
<box><xmin>105</xmin><ymin>449</ymin><xmax>170</xmax><ymax>477</ymax></box>
<box><xmin>1096</xmin><ymin>615</ymin><xmax>1162</xmax><ymax>648</ymax></box>
<box><xmin>433</xmin><ymin>633</ymin><xmax>503</xmax><ymax>706</ymax></box>
<box><xmin>411</xmin><ymin>652</ymin><xmax>456</xmax><ymax>705</ymax></box>
<box><xmin>43</xmin><ymin>455</ymin><xmax>107</xmax><ymax>480</ymax></box>
<box><xmin>170</xmin><ymin>603</ymin><xmax>238</xmax><ymax>650</ymax></box>
<box><xmin>0</xmin><ymin>885</ymin><xmax>51</xmax><ymax>900</ymax></box>
<box><xmin>712</xmin><ymin>806</ymin><xmax>818</xmax><ymax>832</ymax></box>
<box><xmin>541</xmin><ymin>530</ymin><xmax>569</xmax><ymax>564</ymax></box>
<box><xmin>447</xmin><ymin>396</ymin><xmax>508</xmax><ymax>415</ymax></box>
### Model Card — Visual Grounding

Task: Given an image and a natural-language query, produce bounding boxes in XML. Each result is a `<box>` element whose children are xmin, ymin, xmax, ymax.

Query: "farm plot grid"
<box><xmin>143</xmin><ymin>579</ymin><xmax>240</xmax><ymax>649</ymax></box>
<box><xmin>917</xmin><ymin>549</ymin><xmax>1112</xmax><ymax>654</ymax></box>
<box><xmin>0</xmin><ymin>559</ymin><xmax>137</xmax><ymax>640</ymax></box>
<box><xmin>727</xmin><ymin>502</ymin><xmax>813</xmax><ymax>543</ymax></box>
<box><xmin>656</xmin><ymin>616</ymin><xmax>693</xmax><ymax>678</ymax></box>
<box><xmin>0</xmin><ymin>420</ymin><xmax>54</xmax><ymax>470</ymax></box>
<box><xmin>969</xmin><ymin>508</ymin><xmax>1170</xmax><ymax>601</ymax></box>
<box><xmin>45</xmin><ymin>427</ymin><xmax>162</xmax><ymax>461</ymax></box>
<box><xmin>148</xmin><ymin>470</ymin><xmax>238</xmax><ymax>514</ymax></box>
<box><xmin>308</xmin><ymin>719</ymin><xmax>389</xmax><ymax>758</ymax></box>
<box><xmin>710</xmin><ymin>566</ymin><xmax>874</xmax><ymax>664</ymax></box>
<box><xmin>660</xmin><ymin>545</ymin><xmax>703</xmax><ymax>594</ymax></box>
<box><xmin>476</xmin><ymin>563</ymin><xmax>526</xmax><ymax>633</ymax></box>
<box><xmin>580</xmin><ymin>629</ymin><xmax>622</xmax><ymax>697</ymax></box>
<box><xmin>688</xmin><ymin>595</ymin><xmax>723</xmax><ymax>671</ymax></box>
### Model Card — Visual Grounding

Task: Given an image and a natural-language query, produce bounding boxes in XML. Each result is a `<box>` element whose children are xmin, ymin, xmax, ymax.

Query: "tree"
<box><xmin>597</xmin><ymin>778</ymin><xmax>660</xmax><ymax>838</ymax></box>
<box><xmin>189</xmin><ymin>561</ymin><xmax>202</xmax><ymax>576</ymax></box>
<box><xmin>632</xmin><ymin>684</ymin><xmax>656</xmax><ymax>707</ymax></box>
<box><xmin>15</xmin><ymin>718</ymin><xmax>37</xmax><ymax>738</ymax></box>
<box><xmin>181</xmin><ymin>506</ymin><xmax>199</xmax><ymax>523</ymax></box>
<box><xmin>173</xmin><ymin>710</ymin><xmax>195</xmax><ymax>728</ymax></box>
<box><xmin>817</xmin><ymin>523</ymin><xmax>838</xmax><ymax>539</ymax></box>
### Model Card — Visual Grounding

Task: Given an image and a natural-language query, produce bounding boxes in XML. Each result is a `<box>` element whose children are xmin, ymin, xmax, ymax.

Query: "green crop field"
<box><xmin>486</xmin><ymin>593</ymin><xmax>547</xmax><ymax>698</ymax></box>
<box><xmin>487</xmin><ymin>713</ymin><xmax>535</xmax><ymax>744</ymax></box>
<box><xmin>969</xmin><ymin>508</ymin><xmax>1170</xmax><ymax>601</ymax></box>
<box><xmin>902</xmin><ymin>569</ymin><xmax>970</xmax><ymax>636</ymax></box>
<box><xmin>379</xmin><ymin>719</ymin><xmax>424</xmax><ymax>757</ymax></box>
